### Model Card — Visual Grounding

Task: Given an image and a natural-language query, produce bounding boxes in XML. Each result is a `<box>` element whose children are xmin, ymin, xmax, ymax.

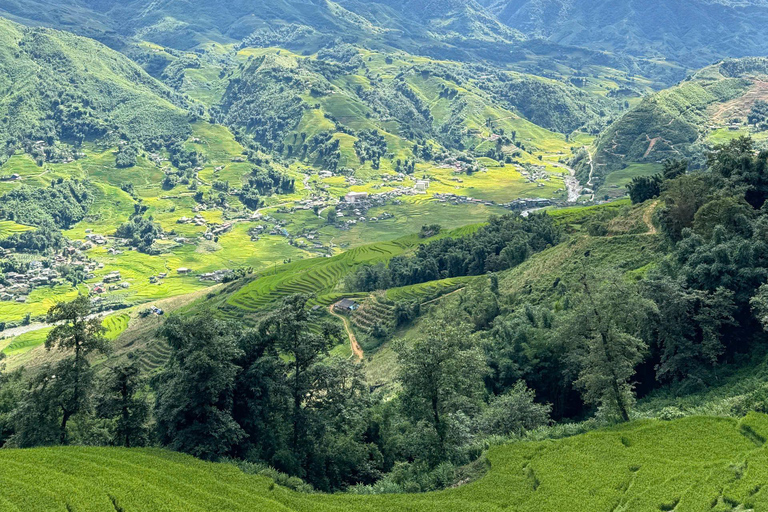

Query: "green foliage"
<box><xmin>0</xmin><ymin>179</ymin><xmax>92</xmax><ymax>229</ymax></box>
<box><xmin>94</xmin><ymin>361</ymin><xmax>151</xmax><ymax>448</ymax></box>
<box><xmin>347</xmin><ymin>213</ymin><xmax>560</xmax><ymax>292</ymax></box>
<box><xmin>394</xmin><ymin>317</ymin><xmax>486</xmax><ymax>466</ymax></box>
<box><xmin>13</xmin><ymin>295</ymin><xmax>108</xmax><ymax>446</ymax></box>
<box><xmin>0</xmin><ymin>18</ymin><xmax>190</xmax><ymax>153</ymax></box>
<box><xmin>114</xmin><ymin>215</ymin><xmax>162</xmax><ymax>254</ymax></box>
<box><xmin>154</xmin><ymin>314</ymin><xmax>246</xmax><ymax>460</ymax></box>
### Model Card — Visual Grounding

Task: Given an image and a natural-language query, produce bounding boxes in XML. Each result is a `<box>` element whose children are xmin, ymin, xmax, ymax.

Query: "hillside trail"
<box><xmin>420</xmin><ymin>286</ymin><xmax>467</xmax><ymax>307</ymax></box>
<box><xmin>329</xmin><ymin>305</ymin><xmax>364</xmax><ymax>360</ymax></box>
<box><xmin>643</xmin><ymin>200</ymin><xmax>659</xmax><ymax>234</ymax></box>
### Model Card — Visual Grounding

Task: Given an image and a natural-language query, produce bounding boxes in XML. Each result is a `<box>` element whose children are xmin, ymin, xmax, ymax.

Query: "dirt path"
<box><xmin>329</xmin><ymin>305</ymin><xmax>364</xmax><ymax>360</ymax></box>
<box><xmin>420</xmin><ymin>287</ymin><xmax>467</xmax><ymax>307</ymax></box>
<box><xmin>643</xmin><ymin>200</ymin><xmax>659</xmax><ymax>235</ymax></box>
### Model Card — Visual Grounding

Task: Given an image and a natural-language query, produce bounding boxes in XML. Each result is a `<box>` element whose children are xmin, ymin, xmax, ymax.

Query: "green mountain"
<box><xmin>482</xmin><ymin>0</ymin><xmax>768</xmax><ymax>70</ymax></box>
<box><xmin>0</xmin><ymin>17</ymin><xmax>191</xmax><ymax>161</ymax></box>
<box><xmin>586</xmin><ymin>57</ymin><xmax>768</xmax><ymax>192</ymax></box>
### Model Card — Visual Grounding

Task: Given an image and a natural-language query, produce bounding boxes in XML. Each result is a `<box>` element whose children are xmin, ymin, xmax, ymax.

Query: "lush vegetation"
<box><xmin>4</xmin><ymin>413</ymin><xmax>768</xmax><ymax>510</ymax></box>
<box><xmin>346</xmin><ymin>213</ymin><xmax>561</xmax><ymax>291</ymax></box>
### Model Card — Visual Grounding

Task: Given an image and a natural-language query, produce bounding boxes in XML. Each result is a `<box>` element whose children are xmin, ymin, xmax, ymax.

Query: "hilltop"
<box><xmin>582</xmin><ymin>57</ymin><xmax>768</xmax><ymax>196</ymax></box>
<box><xmin>0</xmin><ymin>17</ymin><xmax>190</xmax><ymax>159</ymax></box>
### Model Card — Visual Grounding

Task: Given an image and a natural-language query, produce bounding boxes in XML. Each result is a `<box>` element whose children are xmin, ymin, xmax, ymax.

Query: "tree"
<box><xmin>261</xmin><ymin>295</ymin><xmax>343</xmax><ymax>456</ymax></box>
<box><xmin>627</xmin><ymin>174</ymin><xmax>662</xmax><ymax>204</ymax></box>
<box><xmin>643</xmin><ymin>276</ymin><xmax>735</xmax><ymax>384</ymax></box>
<box><xmin>44</xmin><ymin>294</ymin><xmax>108</xmax><ymax>443</ymax></box>
<box><xmin>477</xmin><ymin>381</ymin><xmax>551</xmax><ymax>436</ymax></box>
<box><xmin>326</xmin><ymin>207</ymin><xmax>337</xmax><ymax>225</ymax></box>
<box><xmin>154</xmin><ymin>314</ymin><xmax>245</xmax><ymax>460</ymax></box>
<box><xmin>394</xmin><ymin>317</ymin><xmax>486</xmax><ymax>463</ymax></box>
<box><xmin>560</xmin><ymin>272</ymin><xmax>654</xmax><ymax>422</ymax></box>
<box><xmin>657</xmin><ymin>174</ymin><xmax>712</xmax><ymax>242</ymax></box>
<box><xmin>708</xmin><ymin>136</ymin><xmax>768</xmax><ymax>209</ymax></box>
<box><xmin>662</xmin><ymin>159</ymin><xmax>688</xmax><ymax>180</ymax></box>
<box><xmin>95</xmin><ymin>361</ymin><xmax>150</xmax><ymax>447</ymax></box>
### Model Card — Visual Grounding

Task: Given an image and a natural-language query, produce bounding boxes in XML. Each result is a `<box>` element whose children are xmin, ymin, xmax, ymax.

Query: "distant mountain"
<box><xmin>0</xmin><ymin>0</ymin><xmax>679</xmax><ymax>85</ymax></box>
<box><xmin>0</xmin><ymin>17</ymin><xmax>190</xmax><ymax>161</ymax></box>
<box><xmin>481</xmin><ymin>0</ymin><xmax>768</xmax><ymax>69</ymax></box>
<box><xmin>0</xmin><ymin>0</ymin><xmax>521</xmax><ymax>50</ymax></box>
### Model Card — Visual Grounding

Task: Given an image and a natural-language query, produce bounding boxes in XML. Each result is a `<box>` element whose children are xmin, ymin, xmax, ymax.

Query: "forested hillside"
<box><xmin>0</xmin><ymin>18</ymin><xmax>191</xmax><ymax>162</ymax></box>
<box><xmin>483</xmin><ymin>0</ymin><xmax>768</xmax><ymax>70</ymax></box>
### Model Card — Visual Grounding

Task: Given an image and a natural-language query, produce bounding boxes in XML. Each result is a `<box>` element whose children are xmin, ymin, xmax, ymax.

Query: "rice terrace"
<box><xmin>4</xmin><ymin>0</ymin><xmax>768</xmax><ymax>510</ymax></box>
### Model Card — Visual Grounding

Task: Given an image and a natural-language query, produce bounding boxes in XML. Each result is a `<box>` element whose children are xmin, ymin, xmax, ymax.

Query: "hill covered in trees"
<box><xmin>483</xmin><ymin>0</ymin><xmax>768</xmax><ymax>71</ymax></box>
<box><xmin>0</xmin><ymin>17</ymin><xmax>191</xmax><ymax>162</ymax></box>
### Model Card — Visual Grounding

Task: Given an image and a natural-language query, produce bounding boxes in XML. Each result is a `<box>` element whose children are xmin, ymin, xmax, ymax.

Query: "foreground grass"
<box><xmin>2</xmin><ymin>414</ymin><xmax>768</xmax><ymax>511</ymax></box>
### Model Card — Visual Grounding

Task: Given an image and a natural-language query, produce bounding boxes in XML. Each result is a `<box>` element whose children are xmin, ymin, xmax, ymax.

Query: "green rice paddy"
<box><xmin>2</xmin><ymin>414</ymin><xmax>768</xmax><ymax>511</ymax></box>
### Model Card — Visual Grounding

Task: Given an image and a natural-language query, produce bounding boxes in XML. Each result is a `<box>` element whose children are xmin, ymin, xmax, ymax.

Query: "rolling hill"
<box><xmin>0</xmin><ymin>17</ymin><xmax>190</xmax><ymax>160</ymax></box>
<box><xmin>2</xmin><ymin>413</ymin><xmax>768</xmax><ymax>511</ymax></box>
<box><xmin>483</xmin><ymin>0</ymin><xmax>768</xmax><ymax>71</ymax></box>
<box><xmin>583</xmin><ymin>57</ymin><xmax>768</xmax><ymax>193</ymax></box>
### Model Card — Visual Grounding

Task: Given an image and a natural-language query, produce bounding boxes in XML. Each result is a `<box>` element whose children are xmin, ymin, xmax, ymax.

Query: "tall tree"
<box><xmin>44</xmin><ymin>294</ymin><xmax>108</xmax><ymax>443</ymax></box>
<box><xmin>154</xmin><ymin>314</ymin><xmax>245</xmax><ymax>460</ymax></box>
<box><xmin>261</xmin><ymin>295</ymin><xmax>343</xmax><ymax>457</ymax></box>
<box><xmin>394</xmin><ymin>317</ymin><xmax>486</xmax><ymax>462</ymax></box>
<box><xmin>95</xmin><ymin>360</ymin><xmax>151</xmax><ymax>447</ymax></box>
<box><xmin>560</xmin><ymin>271</ymin><xmax>654</xmax><ymax>422</ymax></box>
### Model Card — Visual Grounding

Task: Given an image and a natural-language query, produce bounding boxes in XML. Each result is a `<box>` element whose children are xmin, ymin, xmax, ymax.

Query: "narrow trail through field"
<box><xmin>329</xmin><ymin>305</ymin><xmax>364</xmax><ymax>360</ymax></box>
<box><xmin>420</xmin><ymin>287</ymin><xmax>466</xmax><ymax>306</ymax></box>
<box><xmin>644</xmin><ymin>200</ymin><xmax>659</xmax><ymax>234</ymax></box>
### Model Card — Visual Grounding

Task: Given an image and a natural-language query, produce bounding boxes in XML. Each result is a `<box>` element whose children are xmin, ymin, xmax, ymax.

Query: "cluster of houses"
<box><xmin>520</xmin><ymin>167</ymin><xmax>551</xmax><ymax>187</ymax></box>
<box><xmin>199</xmin><ymin>269</ymin><xmax>233</xmax><ymax>282</ymax></box>
<box><xmin>90</xmin><ymin>270</ymin><xmax>131</xmax><ymax>295</ymax></box>
<box><xmin>505</xmin><ymin>198</ymin><xmax>553</xmax><ymax>211</ymax></box>
<box><xmin>434</xmin><ymin>193</ymin><xmax>496</xmax><ymax>207</ymax></box>
<box><xmin>177</xmin><ymin>214</ymin><xmax>208</xmax><ymax>227</ymax></box>
<box><xmin>149</xmin><ymin>272</ymin><xmax>169</xmax><ymax>284</ymax></box>
<box><xmin>0</xmin><ymin>262</ymin><xmax>59</xmax><ymax>303</ymax></box>
<box><xmin>85</xmin><ymin>232</ymin><xmax>109</xmax><ymax>245</ymax></box>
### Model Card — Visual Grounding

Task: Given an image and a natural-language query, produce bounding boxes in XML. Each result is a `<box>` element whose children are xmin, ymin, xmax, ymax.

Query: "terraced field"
<box><xmin>227</xmin><ymin>239</ymin><xmax>412</xmax><ymax>312</ymax></box>
<box><xmin>0</xmin><ymin>220</ymin><xmax>33</xmax><ymax>239</ymax></box>
<box><xmin>385</xmin><ymin>276</ymin><xmax>480</xmax><ymax>304</ymax></box>
<box><xmin>4</xmin><ymin>414</ymin><xmax>768</xmax><ymax>511</ymax></box>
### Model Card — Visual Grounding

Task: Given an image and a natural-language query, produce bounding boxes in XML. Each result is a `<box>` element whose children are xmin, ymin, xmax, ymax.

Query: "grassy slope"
<box><xmin>0</xmin><ymin>17</ymin><xmax>189</xmax><ymax>146</ymax></box>
<box><xmin>589</xmin><ymin>57</ymin><xmax>768</xmax><ymax>186</ymax></box>
<box><xmin>3</xmin><ymin>414</ymin><xmax>768</xmax><ymax>511</ymax></box>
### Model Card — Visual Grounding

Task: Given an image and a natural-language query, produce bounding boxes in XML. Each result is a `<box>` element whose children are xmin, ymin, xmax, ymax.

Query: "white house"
<box><xmin>344</xmin><ymin>192</ymin><xmax>369</xmax><ymax>203</ymax></box>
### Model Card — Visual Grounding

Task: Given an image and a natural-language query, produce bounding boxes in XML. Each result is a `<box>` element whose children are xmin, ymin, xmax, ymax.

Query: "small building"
<box><xmin>415</xmin><ymin>179</ymin><xmax>430</xmax><ymax>192</ymax></box>
<box><xmin>177</xmin><ymin>267</ymin><xmax>192</xmax><ymax>275</ymax></box>
<box><xmin>334</xmin><ymin>298</ymin><xmax>359</xmax><ymax>313</ymax></box>
<box><xmin>344</xmin><ymin>192</ymin><xmax>369</xmax><ymax>204</ymax></box>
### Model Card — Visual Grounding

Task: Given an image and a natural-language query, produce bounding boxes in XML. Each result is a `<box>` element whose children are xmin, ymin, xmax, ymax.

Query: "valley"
<box><xmin>3</xmin><ymin>0</ymin><xmax>768</xmax><ymax>508</ymax></box>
